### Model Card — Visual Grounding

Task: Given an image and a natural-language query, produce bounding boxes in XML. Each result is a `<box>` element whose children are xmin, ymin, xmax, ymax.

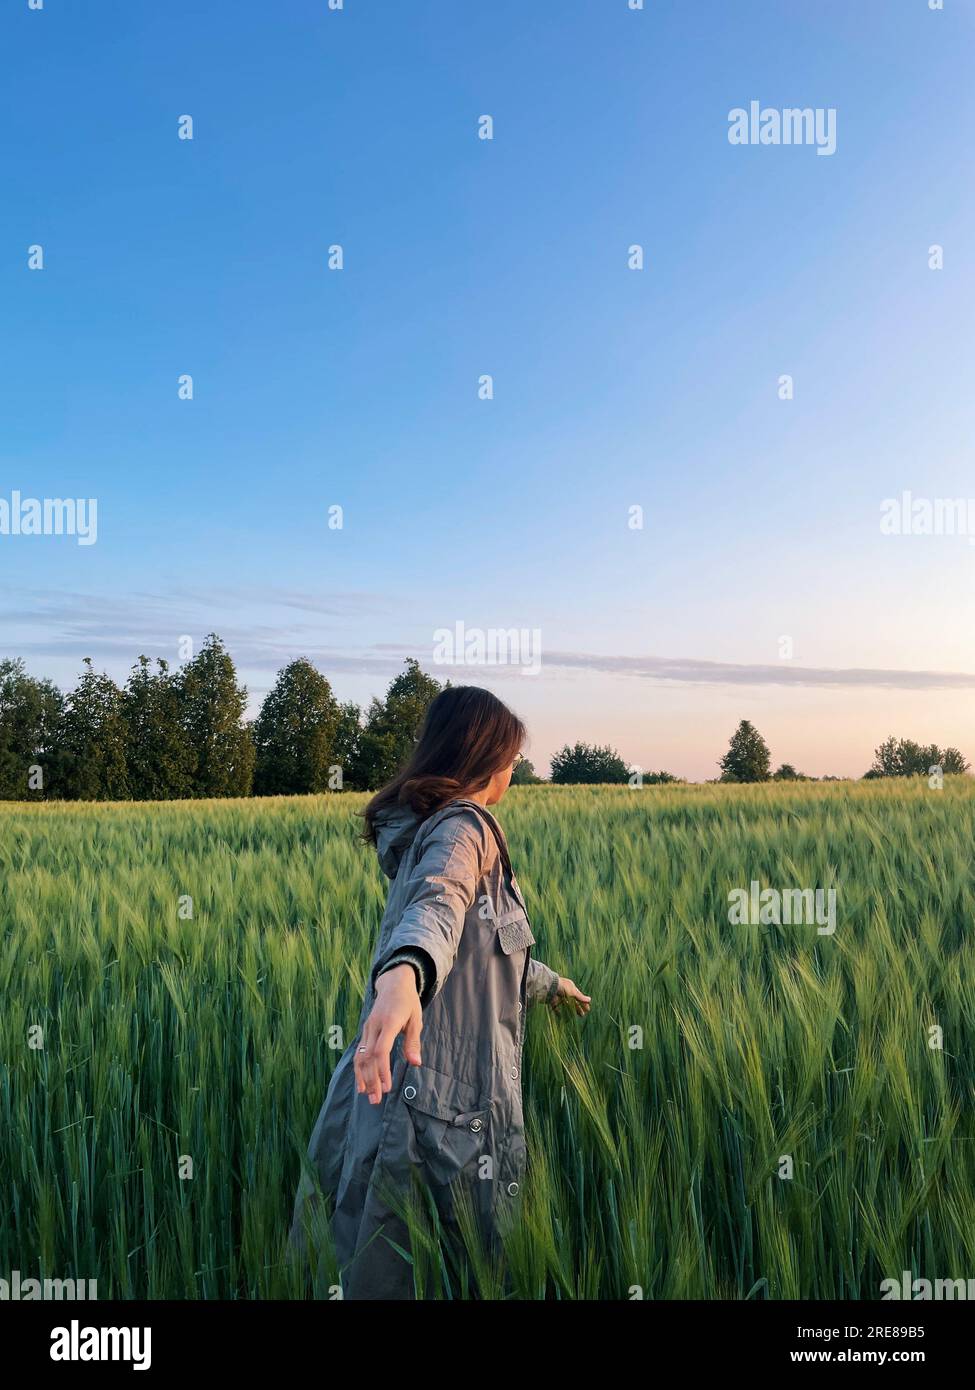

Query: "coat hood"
<box><xmin>373</xmin><ymin>804</ymin><xmax>423</xmax><ymax>879</ymax></box>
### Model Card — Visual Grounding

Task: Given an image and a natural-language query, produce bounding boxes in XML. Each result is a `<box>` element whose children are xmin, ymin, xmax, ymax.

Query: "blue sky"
<box><xmin>1</xmin><ymin>0</ymin><xmax>973</xmax><ymax>779</ymax></box>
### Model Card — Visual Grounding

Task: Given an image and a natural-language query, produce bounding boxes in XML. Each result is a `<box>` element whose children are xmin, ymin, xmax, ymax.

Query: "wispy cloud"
<box><xmin>3</xmin><ymin>584</ymin><xmax>387</xmax><ymax>623</ymax></box>
<box><xmin>541</xmin><ymin>651</ymin><xmax>975</xmax><ymax>691</ymax></box>
<box><xmin>4</xmin><ymin>588</ymin><xmax>975</xmax><ymax>691</ymax></box>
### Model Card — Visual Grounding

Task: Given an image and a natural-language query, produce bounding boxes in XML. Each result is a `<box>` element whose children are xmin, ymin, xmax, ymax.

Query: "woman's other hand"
<box><xmin>355</xmin><ymin>966</ymin><xmax>423</xmax><ymax>1104</ymax></box>
<box><xmin>551</xmin><ymin>978</ymin><xmax>591</xmax><ymax>1015</ymax></box>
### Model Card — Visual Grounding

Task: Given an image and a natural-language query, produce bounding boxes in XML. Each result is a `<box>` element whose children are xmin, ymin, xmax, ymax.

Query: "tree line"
<box><xmin>0</xmin><ymin>639</ymin><xmax>449</xmax><ymax>801</ymax></box>
<box><xmin>714</xmin><ymin>719</ymin><xmax>969</xmax><ymax>784</ymax></box>
<box><xmin>0</xmin><ymin>642</ymin><xmax>968</xmax><ymax>801</ymax></box>
<box><xmin>532</xmin><ymin>721</ymin><xmax>968</xmax><ymax>786</ymax></box>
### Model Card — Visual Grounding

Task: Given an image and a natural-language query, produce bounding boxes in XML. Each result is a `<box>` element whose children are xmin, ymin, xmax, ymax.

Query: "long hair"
<box><xmin>361</xmin><ymin>686</ymin><xmax>526</xmax><ymax>844</ymax></box>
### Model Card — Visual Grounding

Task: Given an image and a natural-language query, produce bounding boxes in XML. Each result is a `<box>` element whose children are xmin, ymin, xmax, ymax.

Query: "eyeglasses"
<box><xmin>512</xmin><ymin>752</ymin><xmax>526</xmax><ymax>770</ymax></box>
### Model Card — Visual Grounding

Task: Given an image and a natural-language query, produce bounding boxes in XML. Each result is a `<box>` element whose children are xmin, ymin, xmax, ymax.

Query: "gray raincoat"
<box><xmin>288</xmin><ymin>797</ymin><xmax>561</xmax><ymax>1299</ymax></box>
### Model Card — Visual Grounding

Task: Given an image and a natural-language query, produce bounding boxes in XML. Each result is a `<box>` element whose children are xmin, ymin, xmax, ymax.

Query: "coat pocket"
<box><xmin>494</xmin><ymin>906</ymin><xmax>535</xmax><ymax>955</ymax></box>
<box><xmin>402</xmin><ymin>1065</ymin><xmax>491</xmax><ymax>1189</ymax></box>
<box><xmin>402</xmin><ymin>1065</ymin><xmax>489</xmax><ymax>1124</ymax></box>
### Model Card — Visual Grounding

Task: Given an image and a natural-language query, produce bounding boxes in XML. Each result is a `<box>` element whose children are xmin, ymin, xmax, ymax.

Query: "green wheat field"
<box><xmin>2</xmin><ymin>780</ymin><xmax>973</xmax><ymax>1300</ymax></box>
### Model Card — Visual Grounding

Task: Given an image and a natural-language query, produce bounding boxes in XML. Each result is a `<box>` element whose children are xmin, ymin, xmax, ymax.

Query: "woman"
<box><xmin>288</xmin><ymin>685</ymin><xmax>591</xmax><ymax>1299</ymax></box>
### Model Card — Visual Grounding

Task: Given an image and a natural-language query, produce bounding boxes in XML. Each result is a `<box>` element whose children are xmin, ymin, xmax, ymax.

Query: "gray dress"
<box><xmin>287</xmin><ymin>796</ymin><xmax>561</xmax><ymax>1299</ymax></box>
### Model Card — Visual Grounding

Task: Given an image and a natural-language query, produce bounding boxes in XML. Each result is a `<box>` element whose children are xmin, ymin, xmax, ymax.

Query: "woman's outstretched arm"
<box><xmin>527</xmin><ymin>958</ymin><xmax>592</xmax><ymax>1014</ymax></box>
<box><xmin>356</xmin><ymin>809</ymin><xmax>490</xmax><ymax>1103</ymax></box>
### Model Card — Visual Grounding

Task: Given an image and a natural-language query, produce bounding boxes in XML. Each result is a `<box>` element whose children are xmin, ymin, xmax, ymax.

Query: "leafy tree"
<box><xmin>870</xmin><ymin>736</ymin><xmax>901</xmax><ymax>777</ymax></box>
<box><xmin>54</xmin><ymin>659</ymin><xmax>129</xmax><ymax>800</ymax></box>
<box><xmin>939</xmin><ymin>747</ymin><xmax>969</xmax><ymax>774</ymax></box>
<box><xmin>718</xmin><ymin>720</ymin><xmax>771</xmax><ymax>783</ymax></box>
<box><xmin>550</xmin><ymin>742</ymin><xmax>630</xmax><ymax>785</ymax></box>
<box><xmin>352</xmin><ymin>658</ymin><xmax>442</xmax><ymax>789</ymax></box>
<box><xmin>180</xmin><ymin>634</ymin><xmax>255</xmax><ymax>797</ymax></box>
<box><xmin>772</xmin><ymin>763</ymin><xmax>808</xmax><ymax>781</ymax></box>
<box><xmin>252</xmin><ymin>658</ymin><xmax>340</xmax><ymax>796</ymax></box>
<box><xmin>868</xmin><ymin>735</ymin><xmax>969</xmax><ymax>778</ymax></box>
<box><xmin>332</xmin><ymin>701</ymin><xmax>363</xmax><ymax>789</ymax></box>
<box><xmin>511</xmin><ymin>757</ymin><xmax>542</xmax><ymax>785</ymax></box>
<box><xmin>123</xmin><ymin>656</ymin><xmax>196</xmax><ymax>800</ymax></box>
<box><xmin>643</xmin><ymin>769</ymin><xmax>682</xmax><ymax>785</ymax></box>
<box><xmin>0</xmin><ymin>658</ymin><xmax>63</xmax><ymax>800</ymax></box>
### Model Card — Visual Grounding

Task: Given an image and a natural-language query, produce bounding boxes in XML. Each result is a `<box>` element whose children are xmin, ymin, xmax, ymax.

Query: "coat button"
<box><xmin>404</xmin><ymin>1085</ymin><xmax>417</xmax><ymax>1100</ymax></box>
<box><xmin>469</xmin><ymin>1118</ymin><xmax>483</xmax><ymax>1133</ymax></box>
<box><xmin>510</xmin><ymin>1066</ymin><xmax>518</xmax><ymax>1079</ymax></box>
<box><xmin>507</xmin><ymin>1182</ymin><xmax>519</xmax><ymax>1196</ymax></box>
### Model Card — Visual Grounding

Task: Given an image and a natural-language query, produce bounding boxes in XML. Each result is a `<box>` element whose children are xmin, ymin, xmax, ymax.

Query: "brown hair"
<box><xmin>361</xmin><ymin>685</ymin><xmax>526</xmax><ymax>844</ymax></box>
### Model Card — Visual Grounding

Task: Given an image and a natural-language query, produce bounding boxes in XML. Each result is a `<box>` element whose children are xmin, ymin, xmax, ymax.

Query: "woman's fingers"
<box><xmin>552</xmin><ymin>978</ymin><xmax>592</xmax><ymax>1016</ymax></box>
<box><xmin>354</xmin><ymin>1014</ymin><xmax>391</xmax><ymax>1102</ymax></box>
<box><xmin>353</xmin><ymin>1017</ymin><xmax>380</xmax><ymax>1100</ymax></box>
<box><xmin>402</xmin><ymin>1002</ymin><xmax>423</xmax><ymax>1067</ymax></box>
<box><xmin>371</xmin><ymin>1025</ymin><xmax>398</xmax><ymax>1097</ymax></box>
<box><xmin>354</xmin><ymin>1022</ymin><xmax>398</xmax><ymax>1103</ymax></box>
<box><xmin>570</xmin><ymin>982</ymin><xmax>592</xmax><ymax>1016</ymax></box>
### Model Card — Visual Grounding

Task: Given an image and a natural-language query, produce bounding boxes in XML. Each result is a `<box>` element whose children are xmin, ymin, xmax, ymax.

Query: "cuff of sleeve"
<box><xmin>372</xmin><ymin>932</ymin><xmax>448</xmax><ymax>1004</ymax></box>
<box><xmin>375</xmin><ymin>948</ymin><xmax>434</xmax><ymax>1006</ymax></box>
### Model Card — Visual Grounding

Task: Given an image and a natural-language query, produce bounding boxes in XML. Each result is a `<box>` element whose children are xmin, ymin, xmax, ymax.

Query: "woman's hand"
<box><xmin>551</xmin><ymin>978</ymin><xmax>591</xmax><ymax>1015</ymax></box>
<box><xmin>354</xmin><ymin>966</ymin><xmax>423</xmax><ymax>1104</ymax></box>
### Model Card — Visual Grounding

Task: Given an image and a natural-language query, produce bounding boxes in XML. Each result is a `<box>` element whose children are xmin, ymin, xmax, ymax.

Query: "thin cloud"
<box><xmin>3</xmin><ymin>585</ymin><xmax>387</xmax><ymax>622</ymax></box>
<box><xmin>4</xmin><ymin>588</ymin><xmax>975</xmax><ymax>690</ymax></box>
<box><xmin>541</xmin><ymin>651</ymin><xmax>975</xmax><ymax>691</ymax></box>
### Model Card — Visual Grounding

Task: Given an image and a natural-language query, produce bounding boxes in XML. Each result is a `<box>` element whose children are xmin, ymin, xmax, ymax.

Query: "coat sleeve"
<box><xmin>369</xmin><ymin>810</ymin><xmax>492</xmax><ymax>1006</ymax></box>
<box><xmin>525</xmin><ymin>956</ymin><xmax>561</xmax><ymax>1007</ymax></box>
